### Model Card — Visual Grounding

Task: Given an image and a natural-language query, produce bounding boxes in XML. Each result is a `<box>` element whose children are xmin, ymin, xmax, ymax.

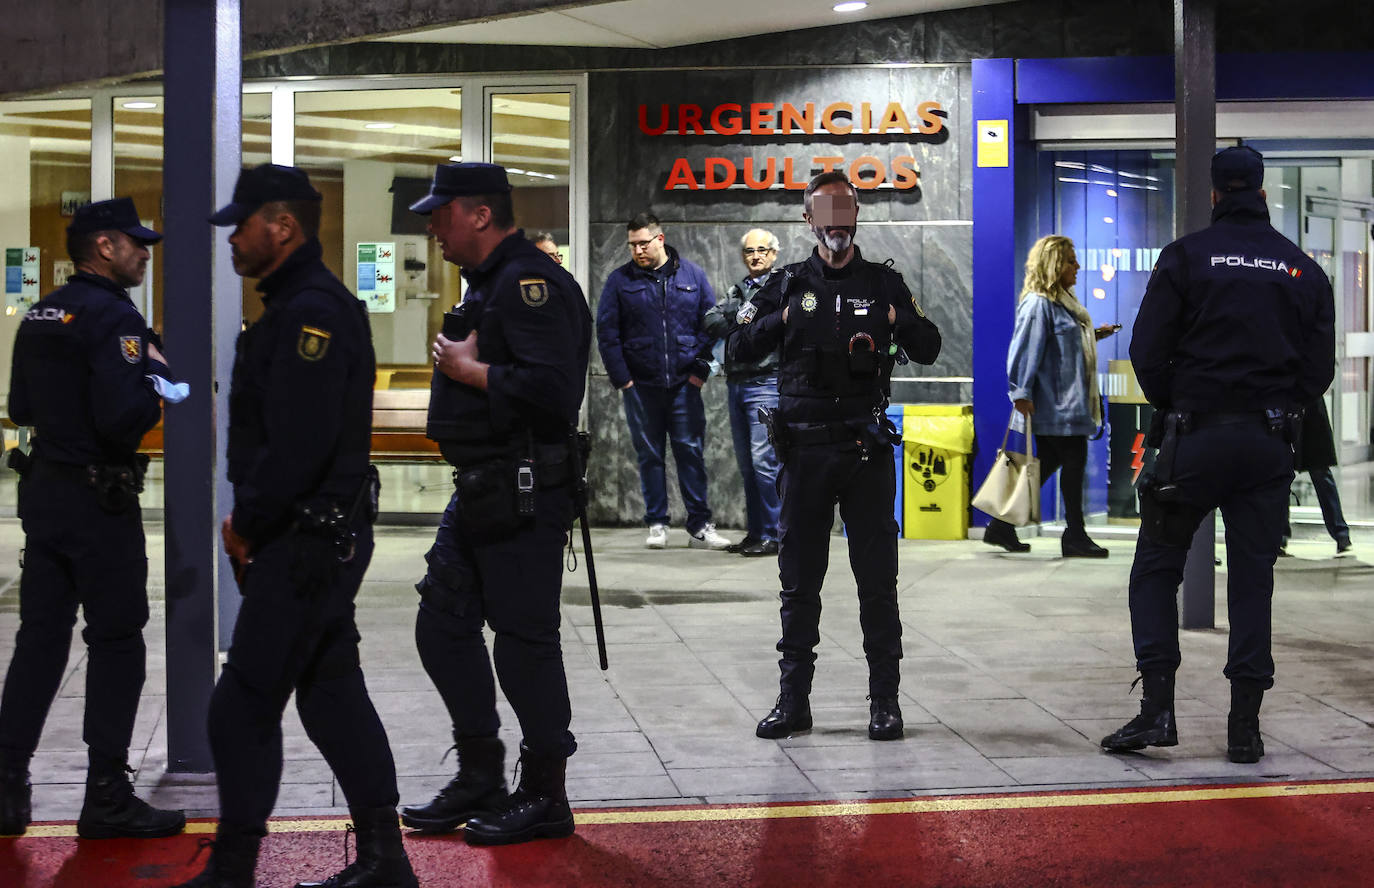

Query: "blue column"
<box><xmin>162</xmin><ymin>0</ymin><xmax>242</xmax><ymax>773</ymax></box>
<box><xmin>970</xmin><ymin>59</ymin><xmax>1017</xmax><ymax>528</ymax></box>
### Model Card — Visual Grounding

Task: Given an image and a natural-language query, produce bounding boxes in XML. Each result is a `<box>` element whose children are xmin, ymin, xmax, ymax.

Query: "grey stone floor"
<box><xmin>1</xmin><ymin>518</ymin><xmax>1373</xmax><ymax>824</ymax></box>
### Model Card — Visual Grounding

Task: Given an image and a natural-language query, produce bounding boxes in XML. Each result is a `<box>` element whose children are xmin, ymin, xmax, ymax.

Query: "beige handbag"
<box><xmin>972</xmin><ymin>411</ymin><xmax>1041</xmax><ymax>526</ymax></box>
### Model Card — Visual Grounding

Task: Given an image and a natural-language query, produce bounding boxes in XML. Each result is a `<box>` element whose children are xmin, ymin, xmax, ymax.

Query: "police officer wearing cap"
<box><xmin>730</xmin><ymin>171</ymin><xmax>941</xmax><ymax>742</ymax></box>
<box><xmin>400</xmin><ymin>163</ymin><xmax>590</xmax><ymax>846</ymax></box>
<box><xmin>0</xmin><ymin>198</ymin><xmax>187</xmax><ymax>840</ymax></box>
<box><xmin>174</xmin><ymin>165</ymin><xmax>416</xmax><ymax>888</ymax></box>
<box><xmin>1101</xmin><ymin>147</ymin><xmax>1335</xmax><ymax>764</ymax></box>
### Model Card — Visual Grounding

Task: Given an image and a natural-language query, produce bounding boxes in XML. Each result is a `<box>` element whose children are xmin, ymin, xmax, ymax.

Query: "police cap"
<box><xmin>409</xmin><ymin>162</ymin><xmax>512</xmax><ymax>215</ymax></box>
<box><xmin>209</xmin><ymin>163</ymin><xmax>322</xmax><ymax>227</ymax></box>
<box><xmin>67</xmin><ymin>197</ymin><xmax>162</xmax><ymax>245</ymax></box>
<box><xmin>1211</xmin><ymin>146</ymin><xmax>1264</xmax><ymax>193</ymax></box>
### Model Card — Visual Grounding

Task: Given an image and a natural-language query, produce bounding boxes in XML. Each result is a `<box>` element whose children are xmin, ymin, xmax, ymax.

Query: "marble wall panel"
<box><xmin>922</xmin><ymin>8</ymin><xmax>997</xmax><ymax>63</ymax></box>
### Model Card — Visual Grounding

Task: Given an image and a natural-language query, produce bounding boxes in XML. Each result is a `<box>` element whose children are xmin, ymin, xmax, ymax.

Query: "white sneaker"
<box><xmin>688</xmin><ymin>523</ymin><xmax>733</xmax><ymax>550</ymax></box>
<box><xmin>645</xmin><ymin>524</ymin><xmax>668</xmax><ymax>549</ymax></box>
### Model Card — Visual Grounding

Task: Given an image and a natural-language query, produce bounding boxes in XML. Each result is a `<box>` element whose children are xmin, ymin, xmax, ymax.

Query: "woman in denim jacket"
<box><xmin>983</xmin><ymin>235</ymin><xmax>1117</xmax><ymax>557</ymax></box>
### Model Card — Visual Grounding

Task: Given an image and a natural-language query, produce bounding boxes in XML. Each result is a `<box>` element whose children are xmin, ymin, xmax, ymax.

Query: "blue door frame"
<box><xmin>969</xmin><ymin>51</ymin><xmax>1374</xmax><ymax>528</ymax></box>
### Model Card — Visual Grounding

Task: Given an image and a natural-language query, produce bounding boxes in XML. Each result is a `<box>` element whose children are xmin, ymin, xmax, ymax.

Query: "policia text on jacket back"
<box><xmin>401</xmin><ymin>163</ymin><xmax>593</xmax><ymax>847</ymax></box>
<box><xmin>1100</xmin><ymin>146</ymin><xmax>1336</xmax><ymax>765</ymax></box>
<box><xmin>0</xmin><ymin>198</ymin><xmax>187</xmax><ymax>840</ymax></box>
<box><xmin>730</xmin><ymin>171</ymin><xmax>941</xmax><ymax>743</ymax></box>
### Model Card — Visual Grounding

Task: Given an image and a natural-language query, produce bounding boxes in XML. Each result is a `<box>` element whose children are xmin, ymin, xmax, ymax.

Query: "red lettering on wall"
<box><xmin>749</xmin><ymin>103</ymin><xmax>776</xmax><ymax>135</ymax></box>
<box><xmin>813</xmin><ymin>156</ymin><xmax>844</xmax><ymax>174</ymax></box>
<box><xmin>711</xmin><ymin>104</ymin><xmax>743</xmax><ymax>136</ymax></box>
<box><xmin>778</xmin><ymin>103</ymin><xmax>815</xmax><ymax>135</ymax></box>
<box><xmin>638</xmin><ymin>104</ymin><xmax>669</xmax><ymax>136</ymax></box>
<box><xmin>782</xmin><ymin>157</ymin><xmax>809</xmax><ymax>190</ymax></box>
<box><xmin>742</xmin><ymin>157</ymin><xmax>777</xmax><ymax>190</ymax></box>
<box><xmin>877</xmin><ymin>103</ymin><xmax>912</xmax><ymax>134</ymax></box>
<box><xmin>664</xmin><ymin>158</ymin><xmax>699</xmax><ymax>190</ymax></box>
<box><xmin>849</xmin><ymin>156</ymin><xmax>886</xmax><ymax>189</ymax></box>
<box><xmin>678</xmin><ymin>104</ymin><xmax>705</xmax><ymax>136</ymax></box>
<box><xmin>704</xmin><ymin>157</ymin><xmax>737</xmax><ymax>190</ymax></box>
<box><xmin>915</xmin><ymin>101</ymin><xmax>944</xmax><ymax>135</ymax></box>
<box><xmin>821</xmin><ymin>102</ymin><xmax>853</xmax><ymax>135</ymax></box>
<box><xmin>890</xmin><ymin>156</ymin><xmax>920</xmax><ymax>189</ymax></box>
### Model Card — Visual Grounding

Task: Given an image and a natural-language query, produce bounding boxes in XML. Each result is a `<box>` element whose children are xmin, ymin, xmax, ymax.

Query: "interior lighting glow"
<box><xmin>1057</xmin><ymin>177</ymin><xmax>1091</xmax><ymax>185</ymax></box>
<box><xmin>1092</xmin><ymin>288</ymin><xmax>1107</xmax><ymax>300</ymax></box>
<box><xmin>1100</xmin><ymin>265</ymin><xmax>1116</xmax><ymax>282</ymax></box>
<box><xmin>364</xmin><ymin>122</ymin><xmax>395</xmax><ymax>129</ymax></box>
<box><xmin>448</xmin><ymin>155</ymin><xmax>463</xmax><ymax>162</ymax></box>
<box><xmin>1105</xmin><ymin>188</ymin><xmax>1118</xmax><ymax>197</ymax></box>
<box><xmin>1054</xmin><ymin>161</ymin><xmax>1087</xmax><ymax>170</ymax></box>
<box><xmin>1103</xmin><ymin>216</ymin><xmax>1114</xmax><ymax>224</ymax></box>
<box><xmin>833</xmin><ymin>1</ymin><xmax>868</xmax><ymax>12</ymax></box>
<box><xmin>4</xmin><ymin>306</ymin><xmax>15</xmax><ymax>317</ymax></box>
<box><xmin>122</xmin><ymin>101</ymin><xmax>157</xmax><ymax>109</ymax></box>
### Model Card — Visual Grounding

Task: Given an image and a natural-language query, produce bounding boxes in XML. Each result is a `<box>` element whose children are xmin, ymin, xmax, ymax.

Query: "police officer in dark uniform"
<box><xmin>0</xmin><ymin>199</ymin><xmax>186</xmax><ymax>840</ymax></box>
<box><xmin>731</xmin><ymin>172</ymin><xmax>941</xmax><ymax>741</ymax></box>
<box><xmin>175</xmin><ymin>165</ymin><xmax>415</xmax><ymax>888</ymax></box>
<box><xmin>399</xmin><ymin>163</ymin><xmax>591</xmax><ymax>845</ymax></box>
<box><xmin>1101</xmin><ymin>147</ymin><xmax>1335</xmax><ymax>764</ymax></box>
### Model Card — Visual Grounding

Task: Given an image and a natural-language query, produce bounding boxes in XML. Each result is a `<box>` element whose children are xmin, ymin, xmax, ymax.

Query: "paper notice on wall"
<box><xmin>356</xmin><ymin>242</ymin><xmax>396</xmax><ymax>313</ymax></box>
<box><xmin>976</xmin><ymin>119</ymin><xmax>1009</xmax><ymax>168</ymax></box>
<box><xmin>5</xmin><ymin>247</ymin><xmax>40</xmax><ymax>310</ymax></box>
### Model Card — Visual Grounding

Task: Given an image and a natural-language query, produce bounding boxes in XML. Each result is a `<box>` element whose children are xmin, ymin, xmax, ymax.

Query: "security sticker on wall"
<box><xmin>4</xmin><ymin>247</ymin><xmax>40</xmax><ymax>311</ymax></box>
<box><xmin>977</xmin><ymin>119</ymin><xmax>1009</xmax><ymax>168</ymax></box>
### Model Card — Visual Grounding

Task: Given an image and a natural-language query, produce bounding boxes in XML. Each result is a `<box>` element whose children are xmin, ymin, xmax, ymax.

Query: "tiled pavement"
<box><xmin>2</xmin><ymin>518</ymin><xmax>1373</xmax><ymax>824</ymax></box>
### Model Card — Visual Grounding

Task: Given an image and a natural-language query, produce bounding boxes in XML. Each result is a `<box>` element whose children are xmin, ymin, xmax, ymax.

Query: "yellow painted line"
<box><xmin>11</xmin><ymin>781</ymin><xmax>1374</xmax><ymax>839</ymax></box>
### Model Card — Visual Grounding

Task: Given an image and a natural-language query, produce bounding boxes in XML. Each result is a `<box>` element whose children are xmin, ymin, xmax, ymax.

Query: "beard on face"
<box><xmin>812</xmin><ymin>224</ymin><xmax>854</xmax><ymax>253</ymax></box>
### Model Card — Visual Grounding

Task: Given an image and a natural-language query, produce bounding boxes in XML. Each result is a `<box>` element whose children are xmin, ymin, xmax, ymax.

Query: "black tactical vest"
<box><xmin>778</xmin><ymin>262</ymin><xmax>894</xmax><ymax>404</ymax></box>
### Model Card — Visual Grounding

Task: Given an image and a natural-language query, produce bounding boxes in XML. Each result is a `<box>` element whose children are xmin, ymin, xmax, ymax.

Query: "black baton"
<box><xmin>569</xmin><ymin>429</ymin><xmax>609</xmax><ymax>670</ymax></box>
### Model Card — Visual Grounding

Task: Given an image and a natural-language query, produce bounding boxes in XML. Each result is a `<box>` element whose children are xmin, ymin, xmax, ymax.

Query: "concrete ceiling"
<box><xmin>377</xmin><ymin>0</ymin><xmax>1016</xmax><ymax>49</ymax></box>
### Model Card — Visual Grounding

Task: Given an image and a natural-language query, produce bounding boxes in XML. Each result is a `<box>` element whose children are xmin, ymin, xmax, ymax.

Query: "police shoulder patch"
<box><xmin>519</xmin><ymin>277</ymin><xmax>550</xmax><ymax>308</ymax></box>
<box><xmin>297</xmin><ymin>325</ymin><xmax>331</xmax><ymax>361</ymax></box>
<box><xmin>119</xmin><ymin>335</ymin><xmax>141</xmax><ymax>363</ymax></box>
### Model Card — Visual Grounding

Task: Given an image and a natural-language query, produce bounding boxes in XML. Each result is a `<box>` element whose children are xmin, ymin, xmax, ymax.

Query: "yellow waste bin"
<box><xmin>902</xmin><ymin>404</ymin><xmax>974</xmax><ymax>540</ymax></box>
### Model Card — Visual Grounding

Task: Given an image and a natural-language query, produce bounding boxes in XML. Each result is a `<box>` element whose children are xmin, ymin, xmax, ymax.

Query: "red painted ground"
<box><xmin>3</xmin><ymin>782</ymin><xmax>1373</xmax><ymax>887</ymax></box>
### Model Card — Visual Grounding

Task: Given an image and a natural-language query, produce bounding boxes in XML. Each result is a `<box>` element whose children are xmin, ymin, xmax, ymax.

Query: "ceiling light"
<box><xmin>364</xmin><ymin>122</ymin><xmax>395</xmax><ymax>129</ymax></box>
<box><xmin>834</xmin><ymin>1</ymin><xmax>868</xmax><ymax>11</ymax></box>
<box><xmin>1105</xmin><ymin>188</ymin><xmax>1118</xmax><ymax>197</ymax></box>
<box><xmin>448</xmin><ymin>155</ymin><xmax>463</xmax><ymax>162</ymax></box>
<box><xmin>1103</xmin><ymin>216</ymin><xmax>1114</xmax><ymax>224</ymax></box>
<box><xmin>122</xmin><ymin>101</ymin><xmax>157</xmax><ymax>109</ymax></box>
<box><xmin>1092</xmin><ymin>288</ymin><xmax>1106</xmax><ymax>300</ymax></box>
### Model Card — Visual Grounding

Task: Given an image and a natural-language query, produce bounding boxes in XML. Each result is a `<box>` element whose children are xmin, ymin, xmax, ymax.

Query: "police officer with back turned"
<box><xmin>1101</xmin><ymin>147</ymin><xmax>1335</xmax><ymax>764</ymax></box>
<box><xmin>0</xmin><ymin>198</ymin><xmax>186</xmax><ymax>840</ymax></box>
<box><xmin>731</xmin><ymin>171</ymin><xmax>941</xmax><ymax>742</ymax></box>
<box><xmin>401</xmin><ymin>163</ymin><xmax>591</xmax><ymax>845</ymax></box>
<box><xmin>175</xmin><ymin>164</ymin><xmax>415</xmax><ymax>888</ymax></box>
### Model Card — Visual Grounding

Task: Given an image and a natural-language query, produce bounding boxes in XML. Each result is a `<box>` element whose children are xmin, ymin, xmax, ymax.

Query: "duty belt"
<box><xmin>1188</xmin><ymin>411</ymin><xmax>1273</xmax><ymax>432</ymax></box>
<box><xmin>785</xmin><ymin>421</ymin><xmax>864</xmax><ymax>446</ymax></box>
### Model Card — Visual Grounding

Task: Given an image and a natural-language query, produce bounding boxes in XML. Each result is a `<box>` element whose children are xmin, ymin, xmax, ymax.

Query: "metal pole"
<box><xmin>1175</xmin><ymin>0</ymin><xmax>1216</xmax><ymax>630</ymax></box>
<box><xmin>162</xmin><ymin>0</ymin><xmax>242</xmax><ymax>773</ymax></box>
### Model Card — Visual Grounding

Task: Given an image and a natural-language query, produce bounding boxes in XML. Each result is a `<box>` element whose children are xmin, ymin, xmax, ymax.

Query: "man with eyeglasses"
<box><xmin>597</xmin><ymin>212</ymin><xmax>732</xmax><ymax>551</ymax></box>
<box><xmin>700</xmin><ymin>229</ymin><xmax>784</xmax><ymax>557</ymax></box>
<box><xmin>532</xmin><ymin>232</ymin><xmax>563</xmax><ymax>266</ymax></box>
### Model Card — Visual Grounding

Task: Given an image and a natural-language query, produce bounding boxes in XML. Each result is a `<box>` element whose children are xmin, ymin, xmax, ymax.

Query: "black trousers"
<box><xmin>1129</xmin><ymin>422</ymin><xmax>1292</xmax><ymax>688</ymax></box>
<box><xmin>0</xmin><ymin>462</ymin><xmax>148</xmax><ymax>765</ymax></box>
<box><xmin>415</xmin><ymin>485</ymin><xmax>576</xmax><ymax>758</ymax></box>
<box><xmin>209</xmin><ymin>525</ymin><xmax>398</xmax><ymax>833</ymax></box>
<box><xmin>775</xmin><ymin>441</ymin><xmax>902</xmax><ymax>698</ymax></box>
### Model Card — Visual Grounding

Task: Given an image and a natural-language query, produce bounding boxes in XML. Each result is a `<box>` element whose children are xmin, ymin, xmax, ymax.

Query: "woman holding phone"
<box><xmin>983</xmin><ymin>234</ymin><xmax>1118</xmax><ymax>557</ymax></box>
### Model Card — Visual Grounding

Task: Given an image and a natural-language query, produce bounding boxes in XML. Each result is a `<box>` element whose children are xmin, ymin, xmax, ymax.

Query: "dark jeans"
<box><xmin>986</xmin><ymin>433</ymin><xmax>1088</xmax><ymax>537</ymax></box>
<box><xmin>415</xmin><ymin>486</ymin><xmax>576</xmax><ymax>758</ymax></box>
<box><xmin>1128</xmin><ymin>423</ymin><xmax>1292</xmax><ymax>688</ymax></box>
<box><xmin>775</xmin><ymin>442</ymin><xmax>901</xmax><ymax>698</ymax></box>
<box><xmin>622</xmin><ymin>382</ymin><xmax>712</xmax><ymax>533</ymax></box>
<box><xmin>727</xmin><ymin>375</ymin><xmax>781</xmax><ymax>542</ymax></box>
<box><xmin>1283</xmin><ymin>466</ymin><xmax>1350</xmax><ymax>546</ymax></box>
<box><xmin>0</xmin><ymin>462</ymin><xmax>148</xmax><ymax>765</ymax></box>
<box><xmin>209</xmin><ymin>525</ymin><xmax>398</xmax><ymax>833</ymax></box>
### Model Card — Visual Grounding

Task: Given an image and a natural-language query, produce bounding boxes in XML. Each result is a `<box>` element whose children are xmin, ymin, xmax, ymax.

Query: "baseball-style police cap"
<box><xmin>1211</xmin><ymin>146</ymin><xmax>1265</xmax><ymax>193</ymax></box>
<box><xmin>67</xmin><ymin>197</ymin><xmax>162</xmax><ymax>244</ymax></box>
<box><xmin>209</xmin><ymin>163</ymin><xmax>322</xmax><ymax>227</ymax></box>
<box><xmin>409</xmin><ymin>162</ymin><xmax>512</xmax><ymax>215</ymax></box>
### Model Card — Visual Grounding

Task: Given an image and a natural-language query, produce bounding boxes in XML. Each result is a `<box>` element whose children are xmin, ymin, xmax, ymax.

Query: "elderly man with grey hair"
<box><xmin>700</xmin><ymin>228</ymin><xmax>784</xmax><ymax>556</ymax></box>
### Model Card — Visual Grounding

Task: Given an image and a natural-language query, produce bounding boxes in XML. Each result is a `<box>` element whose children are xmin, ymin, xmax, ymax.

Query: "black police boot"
<box><xmin>400</xmin><ymin>735</ymin><xmax>507</xmax><ymax>833</ymax></box>
<box><xmin>1100</xmin><ymin>672</ymin><xmax>1178</xmax><ymax>751</ymax></box>
<box><xmin>464</xmin><ymin>745</ymin><xmax>574</xmax><ymax>846</ymax></box>
<box><xmin>0</xmin><ymin>750</ymin><xmax>32</xmax><ymax>836</ymax></box>
<box><xmin>1227</xmin><ymin>680</ymin><xmax>1266</xmax><ymax>764</ymax></box>
<box><xmin>755</xmin><ymin>693</ymin><xmax>812</xmax><ymax>739</ymax></box>
<box><xmin>76</xmin><ymin>756</ymin><xmax>186</xmax><ymax>839</ymax></box>
<box><xmin>294</xmin><ymin>806</ymin><xmax>417</xmax><ymax>888</ymax></box>
<box><xmin>170</xmin><ymin>824</ymin><xmax>261</xmax><ymax>888</ymax></box>
<box><xmin>983</xmin><ymin>520</ymin><xmax>1031</xmax><ymax>553</ymax></box>
<box><xmin>867</xmin><ymin>696</ymin><xmax>904</xmax><ymax>741</ymax></box>
<box><xmin>1061</xmin><ymin>528</ymin><xmax>1109</xmax><ymax>558</ymax></box>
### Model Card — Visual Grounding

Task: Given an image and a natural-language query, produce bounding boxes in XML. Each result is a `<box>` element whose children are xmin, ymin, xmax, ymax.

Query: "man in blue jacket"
<box><xmin>597</xmin><ymin>212</ymin><xmax>731</xmax><ymax>550</ymax></box>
